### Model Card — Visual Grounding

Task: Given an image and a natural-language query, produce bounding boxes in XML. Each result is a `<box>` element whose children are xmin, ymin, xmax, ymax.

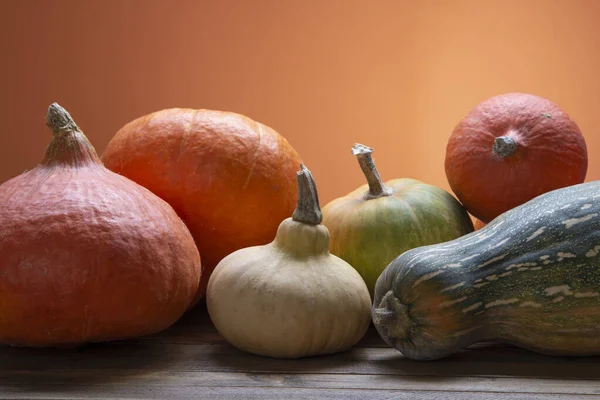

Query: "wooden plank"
<box><xmin>2</xmin><ymin>341</ymin><xmax>600</xmax><ymax>380</ymax></box>
<box><xmin>1</xmin><ymin>370</ymin><xmax>600</xmax><ymax>395</ymax></box>
<box><xmin>2</xmin><ymin>305</ymin><xmax>600</xmax><ymax>400</ymax></box>
<box><xmin>0</xmin><ymin>386</ymin><xmax>596</xmax><ymax>400</ymax></box>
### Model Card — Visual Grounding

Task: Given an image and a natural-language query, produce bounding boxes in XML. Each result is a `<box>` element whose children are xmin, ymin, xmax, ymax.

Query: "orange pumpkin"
<box><xmin>473</xmin><ymin>218</ymin><xmax>486</xmax><ymax>230</ymax></box>
<box><xmin>0</xmin><ymin>104</ymin><xmax>201</xmax><ymax>347</ymax></box>
<box><xmin>101</xmin><ymin>109</ymin><xmax>302</xmax><ymax>303</ymax></box>
<box><xmin>445</xmin><ymin>93</ymin><xmax>587</xmax><ymax>223</ymax></box>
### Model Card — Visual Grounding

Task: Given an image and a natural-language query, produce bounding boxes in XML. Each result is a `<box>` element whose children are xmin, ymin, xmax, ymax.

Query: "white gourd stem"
<box><xmin>352</xmin><ymin>143</ymin><xmax>392</xmax><ymax>199</ymax></box>
<box><xmin>292</xmin><ymin>164</ymin><xmax>323</xmax><ymax>225</ymax></box>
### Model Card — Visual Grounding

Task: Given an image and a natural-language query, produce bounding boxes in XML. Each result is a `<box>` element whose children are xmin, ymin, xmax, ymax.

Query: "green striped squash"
<box><xmin>373</xmin><ymin>180</ymin><xmax>600</xmax><ymax>360</ymax></box>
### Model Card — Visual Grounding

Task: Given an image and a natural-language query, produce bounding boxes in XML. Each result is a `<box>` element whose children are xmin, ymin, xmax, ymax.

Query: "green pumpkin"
<box><xmin>322</xmin><ymin>144</ymin><xmax>474</xmax><ymax>296</ymax></box>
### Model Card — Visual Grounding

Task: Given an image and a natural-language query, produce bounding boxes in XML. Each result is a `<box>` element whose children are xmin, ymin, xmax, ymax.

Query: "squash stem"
<box><xmin>42</xmin><ymin>103</ymin><xmax>102</xmax><ymax>167</ymax></box>
<box><xmin>46</xmin><ymin>102</ymin><xmax>80</xmax><ymax>136</ymax></box>
<box><xmin>492</xmin><ymin>136</ymin><xmax>518</xmax><ymax>158</ymax></box>
<box><xmin>352</xmin><ymin>143</ymin><xmax>392</xmax><ymax>199</ymax></box>
<box><xmin>292</xmin><ymin>164</ymin><xmax>323</xmax><ymax>225</ymax></box>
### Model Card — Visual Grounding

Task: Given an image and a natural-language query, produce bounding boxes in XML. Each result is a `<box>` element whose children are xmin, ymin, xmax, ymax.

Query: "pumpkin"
<box><xmin>473</xmin><ymin>218</ymin><xmax>486</xmax><ymax>230</ymax></box>
<box><xmin>101</xmin><ymin>109</ymin><xmax>302</xmax><ymax>303</ymax></box>
<box><xmin>445</xmin><ymin>92</ymin><xmax>588</xmax><ymax>223</ymax></box>
<box><xmin>322</xmin><ymin>143</ymin><xmax>474</xmax><ymax>297</ymax></box>
<box><xmin>0</xmin><ymin>103</ymin><xmax>201</xmax><ymax>347</ymax></box>
<box><xmin>206</xmin><ymin>165</ymin><xmax>372</xmax><ymax>358</ymax></box>
<box><xmin>372</xmin><ymin>179</ymin><xmax>600</xmax><ymax>361</ymax></box>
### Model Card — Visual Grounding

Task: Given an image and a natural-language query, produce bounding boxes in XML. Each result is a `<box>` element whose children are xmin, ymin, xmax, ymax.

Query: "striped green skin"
<box><xmin>322</xmin><ymin>178</ymin><xmax>474</xmax><ymax>297</ymax></box>
<box><xmin>372</xmin><ymin>180</ymin><xmax>600</xmax><ymax>361</ymax></box>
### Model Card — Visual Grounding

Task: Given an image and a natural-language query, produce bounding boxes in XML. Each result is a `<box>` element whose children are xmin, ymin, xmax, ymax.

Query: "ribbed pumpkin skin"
<box><xmin>322</xmin><ymin>178</ymin><xmax>474</xmax><ymax>296</ymax></box>
<box><xmin>445</xmin><ymin>93</ymin><xmax>587</xmax><ymax>223</ymax></box>
<box><xmin>101</xmin><ymin>109</ymin><xmax>302</xmax><ymax>302</ymax></box>
<box><xmin>373</xmin><ymin>180</ymin><xmax>600</xmax><ymax>361</ymax></box>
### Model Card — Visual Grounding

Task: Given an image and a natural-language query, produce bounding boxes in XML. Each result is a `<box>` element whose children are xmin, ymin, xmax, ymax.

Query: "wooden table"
<box><xmin>2</xmin><ymin>306</ymin><xmax>600</xmax><ymax>399</ymax></box>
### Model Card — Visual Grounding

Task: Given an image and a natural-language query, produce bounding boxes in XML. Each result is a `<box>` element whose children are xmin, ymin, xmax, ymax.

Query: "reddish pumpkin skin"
<box><xmin>101</xmin><ymin>109</ymin><xmax>302</xmax><ymax>302</ymax></box>
<box><xmin>445</xmin><ymin>93</ymin><xmax>587</xmax><ymax>223</ymax></box>
<box><xmin>473</xmin><ymin>218</ymin><xmax>486</xmax><ymax>231</ymax></box>
<box><xmin>0</xmin><ymin>104</ymin><xmax>202</xmax><ymax>347</ymax></box>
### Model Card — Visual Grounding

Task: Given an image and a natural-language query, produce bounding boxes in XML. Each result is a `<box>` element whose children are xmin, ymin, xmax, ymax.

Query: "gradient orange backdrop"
<box><xmin>1</xmin><ymin>0</ymin><xmax>599</xmax><ymax>206</ymax></box>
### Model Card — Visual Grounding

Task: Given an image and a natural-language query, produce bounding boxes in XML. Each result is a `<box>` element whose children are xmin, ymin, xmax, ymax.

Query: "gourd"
<box><xmin>0</xmin><ymin>103</ymin><xmax>202</xmax><ymax>347</ymax></box>
<box><xmin>445</xmin><ymin>92</ymin><xmax>588</xmax><ymax>223</ymax></box>
<box><xmin>206</xmin><ymin>165</ymin><xmax>372</xmax><ymax>358</ymax></box>
<box><xmin>322</xmin><ymin>143</ymin><xmax>474</xmax><ymax>297</ymax></box>
<box><xmin>372</xmin><ymin>180</ymin><xmax>600</xmax><ymax>360</ymax></box>
<box><xmin>101</xmin><ymin>108</ymin><xmax>302</xmax><ymax>303</ymax></box>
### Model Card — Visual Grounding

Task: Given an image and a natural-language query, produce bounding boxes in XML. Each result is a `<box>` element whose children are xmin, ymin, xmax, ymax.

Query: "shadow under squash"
<box><xmin>377</xmin><ymin>342</ymin><xmax>600</xmax><ymax>380</ymax></box>
<box><xmin>0</xmin><ymin>308</ymin><xmax>208</xmax><ymax>395</ymax></box>
<box><xmin>0</xmin><ymin>339</ymin><xmax>188</xmax><ymax>393</ymax></box>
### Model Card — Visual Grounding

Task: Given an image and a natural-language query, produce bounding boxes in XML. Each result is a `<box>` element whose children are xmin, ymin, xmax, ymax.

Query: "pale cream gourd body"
<box><xmin>206</xmin><ymin>165</ymin><xmax>372</xmax><ymax>358</ymax></box>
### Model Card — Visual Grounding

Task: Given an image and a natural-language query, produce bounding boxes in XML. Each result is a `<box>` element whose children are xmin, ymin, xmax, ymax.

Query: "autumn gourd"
<box><xmin>373</xmin><ymin>180</ymin><xmax>600</xmax><ymax>360</ymax></box>
<box><xmin>101</xmin><ymin>108</ymin><xmax>302</xmax><ymax>303</ymax></box>
<box><xmin>445</xmin><ymin>92</ymin><xmax>588</xmax><ymax>223</ymax></box>
<box><xmin>322</xmin><ymin>144</ymin><xmax>474</xmax><ymax>296</ymax></box>
<box><xmin>0</xmin><ymin>103</ymin><xmax>202</xmax><ymax>347</ymax></box>
<box><xmin>206</xmin><ymin>165</ymin><xmax>372</xmax><ymax>358</ymax></box>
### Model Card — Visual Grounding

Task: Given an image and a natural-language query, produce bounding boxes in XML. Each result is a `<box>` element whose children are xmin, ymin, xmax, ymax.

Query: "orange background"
<box><xmin>1</xmin><ymin>0</ymin><xmax>599</xmax><ymax>205</ymax></box>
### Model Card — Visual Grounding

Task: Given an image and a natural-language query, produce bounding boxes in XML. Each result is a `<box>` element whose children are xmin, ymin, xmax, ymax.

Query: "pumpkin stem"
<box><xmin>42</xmin><ymin>103</ymin><xmax>102</xmax><ymax>167</ymax></box>
<box><xmin>352</xmin><ymin>143</ymin><xmax>392</xmax><ymax>199</ymax></box>
<box><xmin>46</xmin><ymin>103</ymin><xmax>80</xmax><ymax>136</ymax></box>
<box><xmin>292</xmin><ymin>164</ymin><xmax>323</xmax><ymax>225</ymax></box>
<box><xmin>492</xmin><ymin>136</ymin><xmax>518</xmax><ymax>158</ymax></box>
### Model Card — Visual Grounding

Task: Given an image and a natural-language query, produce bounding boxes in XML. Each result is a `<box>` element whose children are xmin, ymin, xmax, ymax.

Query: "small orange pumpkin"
<box><xmin>445</xmin><ymin>93</ymin><xmax>587</xmax><ymax>223</ymax></box>
<box><xmin>101</xmin><ymin>109</ymin><xmax>302</xmax><ymax>303</ymax></box>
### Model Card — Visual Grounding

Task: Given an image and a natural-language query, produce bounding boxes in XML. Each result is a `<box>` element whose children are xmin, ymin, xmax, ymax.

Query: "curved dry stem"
<box><xmin>292</xmin><ymin>164</ymin><xmax>323</xmax><ymax>225</ymax></box>
<box><xmin>352</xmin><ymin>143</ymin><xmax>392</xmax><ymax>199</ymax></box>
<box><xmin>41</xmin><ymin>102</ymin><xmax>101</xmax><ymax>167</ymax></box>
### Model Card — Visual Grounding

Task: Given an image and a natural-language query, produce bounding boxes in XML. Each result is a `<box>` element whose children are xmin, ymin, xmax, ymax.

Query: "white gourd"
<box><xmin>206</xmin><ymin>165</ymin><xmax>372</xmax><ymax>358</ymax></box>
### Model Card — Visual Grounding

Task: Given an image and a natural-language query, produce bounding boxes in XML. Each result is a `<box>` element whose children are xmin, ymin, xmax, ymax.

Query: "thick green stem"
<box><xmin>352</xmin><ymin>143</ymin><xmax>392</xmax><ymax>199</ymax></box>
<box><xmin>292</xmin><ymin>164</ymin><xmax>322</xmax><ymax>225</ymax></box>
<box><xmin>41</xmin><ymin>103</ymin><xmax>102</xmax><ymax>167</ymax></box>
